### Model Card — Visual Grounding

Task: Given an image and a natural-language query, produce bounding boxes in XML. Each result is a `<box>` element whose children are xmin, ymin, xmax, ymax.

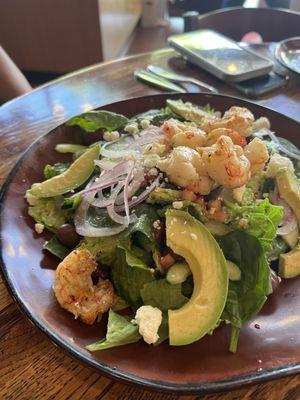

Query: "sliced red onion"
<box><xmin>70</xmin><ymin>179</ymin><xmax>119</xmax><ymax>199</ymax></box>
<box><xmin>115</xmin><ymin>165</ymin><xmax>145</xmax><ymax>205</ymax></box>
<box><xmin>277</xmin><ymin>215</ymin><xmax>298</xmax><ymax>236</ymax></box>
<box><xmin>271</xmin><ymin>185</ymin><xmax>299</xmax><ymax>236</ymax></box>
<box><xmin>74</xmin><ymin>199</ymin><xmax>127</xmax><ymax>237</ymax></box>
<box><xmin>115</xmin><ymin>175</ymin><xmax>160</xmax><ymax>212</ymax></box>
<box><xmin>262</xmin><ymin>128</ymin><xmax>300</xmax><ymax>161</ymax></box>
<box><xmin>94</xmin><ymin>159</ymin><xmax>119</xmax><ymax>171</ymax></box>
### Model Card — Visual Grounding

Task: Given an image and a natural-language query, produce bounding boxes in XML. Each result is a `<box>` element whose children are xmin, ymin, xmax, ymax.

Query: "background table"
<box><xmin>1</xmin><ymin>48</ymin><xmax>300</xmax><ymax>400</ymax></box>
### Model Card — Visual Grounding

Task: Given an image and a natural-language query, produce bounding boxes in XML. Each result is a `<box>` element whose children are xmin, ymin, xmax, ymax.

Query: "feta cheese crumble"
<box><xmin>134</xmin><ymin>305</ymin><xmax>162</xmax><ymax>344</ymax></box>
<box><xmin>172</xmin><ymin>201</ymin><xmax>183</xmax><ymax>209</ymax></box>
<box><xmin>35</xmin><ymin>223</ymin><xmax>45</xmax><ymax>234</ymax></box>
<box><xmin>103</xmin><ymin>130</ymin><xmax>120</xmax><ymax>142</ymax></box>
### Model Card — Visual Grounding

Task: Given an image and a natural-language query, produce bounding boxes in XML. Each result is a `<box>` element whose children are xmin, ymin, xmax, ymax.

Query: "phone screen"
<box><xmin>170</xmin><ymin>30</ymin><xmax>271</xmax><ymax>77</ymax></box>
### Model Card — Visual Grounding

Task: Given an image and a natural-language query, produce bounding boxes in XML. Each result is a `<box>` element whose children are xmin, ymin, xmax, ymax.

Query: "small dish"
<box><xmin>275</xmin><ymin>37</ymin><xmax>300</xmax><ymax>74</ymax></box>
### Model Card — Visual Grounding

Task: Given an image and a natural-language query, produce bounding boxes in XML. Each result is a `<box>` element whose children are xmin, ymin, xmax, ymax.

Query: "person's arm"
<box><xmin>0</xmin><ymin>46</ymin><xmax>32</xmax><ymax>104</ymax></box>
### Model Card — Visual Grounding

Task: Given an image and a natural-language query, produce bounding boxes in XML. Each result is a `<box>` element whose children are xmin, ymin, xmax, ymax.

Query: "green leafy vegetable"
<box><xmin>28</xmin><ymin>197</ymin><xmax>71</xmax><ymax>232</ymax></box>
<box><xmin>132</xmin><ymin>107</ymin><xmax>178</xmax><ymax>126</ymax></box>
<box><xmin>43</xmin><ymin>235</ymin><xmax>71</xmax><ymax>259</ymax></box>
<box><xmin>44</xmin><ymin>163</ymin><xmax>70</xmax><ymax>179</ymax></box>
<box><xmin>66</xmin><ymin>110</ymin><xmax>129</xmax><ymax>132</ymax></box>
<box><xmin>268</xmin><ymin>237</ymin><xmax>288</xmax><ymax>262</ymax></box>
<box><xmin>81</xmin><ymin>235</ymin><xmax>123</xmax><ymax>265</ymax></box>
<box><xmin>155</xmin><ymin>313</ymin><xmax>169</xmax><ymax>345</ymax></box>
<box><xmin>86</xmin><ymin>310</ymin><xmax>141</xmax><ymax>351</ymax></box>
<box><xmin>218</xmin><ymin>231</ymin><xmax>271</xmax><ymax>352</ymax></box>
<box><xmin>80</xmin><ymin>203</ymin><xmax>159</xmax><ymax>266</ymax></box>
<box><xmin>140</xmin><ymin>279</ymin><xmax>188</xmax><ymax>311</ymax></box>
<box><xmin>226</xmin><ymin>198</ymin><xmax>283</xmax><ymax>253</ymax></box>
<box><xmin>111</xmin><ymin>244</ymin><xmax>155</xmax><ymax>307</ymax></box>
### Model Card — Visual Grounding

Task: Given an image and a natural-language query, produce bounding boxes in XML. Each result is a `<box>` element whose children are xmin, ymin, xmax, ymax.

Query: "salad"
<box><xmin>26</xmin><ymin>99</ymin><xmax>300</xmax><ymax>353</ymax></box>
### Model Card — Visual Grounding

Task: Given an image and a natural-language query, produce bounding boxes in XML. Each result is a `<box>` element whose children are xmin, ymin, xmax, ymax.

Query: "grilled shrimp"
<box><xmin>205</xmin><ymin>128</ymin><xmax>247</xmax><ymax>147</ymax></box>
<box><xmin>158</xmin><ymin>146</ymin><xmax>214</xmax><ymax>195</ymax></box>
<box><xmin>244</xmin><ymin>137</ymin><xmax>269</xmax><ymax>173</ymax></box>
<box><xmin>202</xmin><ymin>106</ymin><xmax>254</xmax><ymax>137</ymax></box>
<box><xmin>202</xmin><ymin>135</ymin><xmax>251</xmax><ymax>188</ymax></box>
<box><xmin>53</xmin><ymin>249</ymin><xmax>115</xmax><ymax>325</ymax></box>
<box><xmin>162</xmin><ymin>119</ymin><xmax>207</xmax><ymax>149</ymax></box>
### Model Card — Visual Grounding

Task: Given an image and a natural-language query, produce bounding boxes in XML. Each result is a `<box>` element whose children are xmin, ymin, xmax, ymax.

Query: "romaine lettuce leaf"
<box><xmin>218</xmin><ymin>230</ymin><xmax>271</xmax><ymax>352</ymax></box>
<box><xmin>140</xmin><ymin>279</ymin><xmax>188</xmax><ymax>311</ymax></box>
<box><xmin>28</xmin><ymin>197</ymin><xmax>71</xmax><ymax>232</ymax></box>
<box><xmin>226</xmin><ymin>198</ymin><xmax>283</xmax><ymax>253</ymax></box>
<box><xmin>66</xmin><ymin>110</ymin><xmax>129</xmax><ymax>132</ymax></box>
<box><xmin>111</xmin><ymin>244</ymin><xmax>155</xmax><ymax>307</ymax></box>
<box><xmin>86</xmin><ymin>309</ymin><xmax>140</xmax><ymax>351</ymax></box>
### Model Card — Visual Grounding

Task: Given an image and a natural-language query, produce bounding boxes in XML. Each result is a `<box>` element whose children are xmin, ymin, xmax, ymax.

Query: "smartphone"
<box><xmin>168</xmin><ymin>30</ymin><xmax>273</xmax><ymax>82</ymax></box>
<box><xmin>229</xmin><ymin>72</ymin><xmax>288</xmax><ymax>98</ymax></box>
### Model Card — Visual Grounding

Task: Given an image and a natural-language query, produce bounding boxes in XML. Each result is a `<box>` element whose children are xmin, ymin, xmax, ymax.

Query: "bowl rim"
<box><xmin>1</xmin><ymin>92</ymin><xmax>300</xmax><ymax>395</ymax></box>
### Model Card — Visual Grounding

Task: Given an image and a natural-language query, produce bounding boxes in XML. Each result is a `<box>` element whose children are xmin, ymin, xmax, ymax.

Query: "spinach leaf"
<box><xmin>111</xmin><ymin>244</ymin><xmax>155</xmax><ymax>307</ymax></box>
<box><xmin>43</xmin><ymin>235</ymin><xmax>71</xmax><ymax>259</ymax></box>
<box><xmin>44</xmin><ymin>163</ymin><xmax>70</xmax><ymax>179</ymax></box>
<box><xmin>86</xmin><ymin>310</ymin><xmax>141</xmax><ymax>351</ymax></box>
<box><xmin>66</xmin><ymin>111</ymin><xmax>129</xmax><ymax>132</ymax></box>
<box><xmin>155</xmin><ymin>313</ymin><xmax>169</xmax><ymax>345</ymax></box>
<box><xmin>218</xmin><ymin>231</ymin><xmax>271</xmax><ymax>352</ymax></box>
<box><xmin>140</xmin><ymin>279</ymin><xmax>188</xmax><ymax>311</ymax></box>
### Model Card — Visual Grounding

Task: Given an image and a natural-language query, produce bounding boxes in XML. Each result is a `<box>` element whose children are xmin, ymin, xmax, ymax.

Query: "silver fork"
<box><xmin>147</xmin><ymin>65</ymin><xmax>219</xmax><ymax>94</ymax></box>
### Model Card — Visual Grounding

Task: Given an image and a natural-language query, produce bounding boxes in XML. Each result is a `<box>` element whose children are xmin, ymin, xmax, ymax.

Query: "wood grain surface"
<box><xmin>0</xmin><ymin>47</ymin><xmax>300</xmax><ymax>400</ymax></box>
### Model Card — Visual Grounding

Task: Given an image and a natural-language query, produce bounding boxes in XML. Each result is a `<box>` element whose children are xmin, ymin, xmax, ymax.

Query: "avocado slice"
<box><xmin>276</xmin><ymin>167</ymin><xmax>300</xmax><ymax>223</ymax></box>
<box><xmin>166</xmin><ymin>209</ymin><xmax>228</xmax><ymax>346</ymax></box>
<box><xmin>166</xmin><ymin>99</ymin><xmax>211</xmax><ymax>124</ymax></box>
<box><xmin>28</xmin><ymin>144</ymin><xmax>100</xmax><ymax>198</ymax></box>
<box><xmin>279</xmin><ymin>244</ymin><xmax>300</xmax><ymax>278</ymax></box>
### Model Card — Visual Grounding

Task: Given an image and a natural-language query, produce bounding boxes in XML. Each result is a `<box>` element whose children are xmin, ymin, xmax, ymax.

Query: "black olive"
<box><xmin>57</xmin><ymin>223</ymin><xmax>81</xmax><ymax>248</ymax></box>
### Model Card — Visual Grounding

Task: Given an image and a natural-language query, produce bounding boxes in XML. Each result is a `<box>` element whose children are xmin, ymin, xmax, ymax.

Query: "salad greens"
<box><xmin>29</xmin><ymin>197</ymin><xmax>71</xmax><ymax>232</ymax></box>
<box><xmin>66</xmin><ymin>110</ymin><xmax>129</xmax><ymax>132</ymax></box>
<box><xmin>43</xmin><ymin>235</ymin><xmax>71</xmax><ymax>260</ymax></box>
<box><xmin>26</xmin><ymin>99</ymin><xmax>300</xmax><ymax>354</ymax></box>
<box><xmin>226</xmin><ymin>198</ymin><xmax>283</xmax><ymax>254</ymax></box>
<box><xmin>218</xmin><ymin>231</ymin><xmax>271</xmax><ymax>352</ymax></box>
<box><xmin>86</xmin><ymin>310</ymin><xmax>141</xmax><ymax>351</ymax></box>
<box><xmin>140</xmin><ymin>279</ymin><xmax>188</xmax><ymax>311</ymax></box>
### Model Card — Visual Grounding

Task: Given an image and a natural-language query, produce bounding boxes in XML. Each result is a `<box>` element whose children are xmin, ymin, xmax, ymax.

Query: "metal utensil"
<box><xmin>275</xmin><ymin>37</ymin><xmax>300</xmax><ymax>75</ymax></box>
<box><xmin>147</xmin><ymin>65</ymin><xmax>219</xmax><ymax>94</ymax></box>
<box><xmin>134</xmin><ymin>69</ymin><xmax>186</xmax><ymax>93</ymax></box>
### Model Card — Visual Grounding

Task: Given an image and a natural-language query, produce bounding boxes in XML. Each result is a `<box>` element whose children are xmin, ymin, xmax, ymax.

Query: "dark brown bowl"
<box><xmin>1</xmin><ymin>93</ymin><xmax>300</xmax><ymax>395</ymax></box>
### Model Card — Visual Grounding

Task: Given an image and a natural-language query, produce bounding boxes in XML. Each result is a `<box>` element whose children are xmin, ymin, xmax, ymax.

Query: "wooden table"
<box><xmin>1</xmin><ymin>48</ymin><xmax>300</xmax><ymax>400</ymax></box>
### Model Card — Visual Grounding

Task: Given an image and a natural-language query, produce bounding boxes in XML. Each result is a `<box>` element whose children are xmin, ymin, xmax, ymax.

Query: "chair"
<box><xmin>196</xmin><ymin>7</ymin><xmax>300</xmax><ymax>42</ymax></box>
